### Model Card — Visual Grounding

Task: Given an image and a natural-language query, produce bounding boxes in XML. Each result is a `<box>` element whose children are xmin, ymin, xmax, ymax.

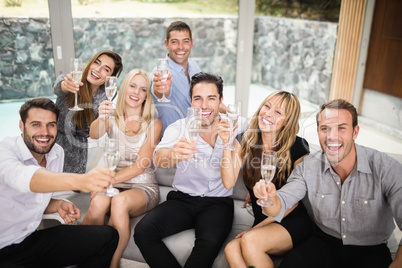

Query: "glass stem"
<box><xmin>74</xmin><ymin>92</ymin><xmax>78</xmax><ymax>107</ymax></box>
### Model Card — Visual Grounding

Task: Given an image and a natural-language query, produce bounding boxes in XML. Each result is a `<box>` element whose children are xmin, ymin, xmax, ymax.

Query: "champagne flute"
<box><xmin>223</xmin><ymin>104</ymin><xmax>239</xmax><ymax>151</ymax></box>
<box><xmin>186</xmin><ymin>107</ymin><xmax>202</xmax><ymax>162</ymax></box>
<box><xmin>69</xmin><ymin>58</ymin><xmax>84</xmax><ymax>111</ymax></box>
<box><xmin>257</xmin><ymin>151</ymin><xmax>277</xmax><ymax>207</ymax></box>
<box><xmin>105</xmin><ymin>76</ymin><xmax>118</xmax><ymax>118</ymax></box>
<box><xmin>103</xmin><ymin>137</ymin><xmax>119</xmax><ymax>197</ymax></box>
<box><xmin>157</xmin><ymin>58</ymin><xmax>170</xmax><ymax>102</ymax></box>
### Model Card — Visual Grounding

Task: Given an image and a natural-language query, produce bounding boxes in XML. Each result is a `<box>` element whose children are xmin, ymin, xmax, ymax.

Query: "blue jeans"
<box><xmin>134</xmin><ymin>190</ymin><xmax>234</xmax><ymax>268</ymax></box>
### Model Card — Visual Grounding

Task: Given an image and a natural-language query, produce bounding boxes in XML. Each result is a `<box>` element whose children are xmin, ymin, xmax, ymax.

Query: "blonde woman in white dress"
<box><xmin>83</xmin><ymin>69</ymin><xmax>162</xmax><ymax>268</ymax></box>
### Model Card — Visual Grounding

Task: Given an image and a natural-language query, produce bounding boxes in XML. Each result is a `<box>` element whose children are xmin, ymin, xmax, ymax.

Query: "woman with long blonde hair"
<box><xmin>83</xmin><ymin>69</ymin><xmax>162</xmax><ymax>268</ymax></box>
<box><xmin>53</xmin><ymin>50</ymin><xmax>123</xmax><ymax>174</ymax></box>
<box><xmin>221</xmin><ymin>90</ymin><xmax>313</xmax><ymax>268</ymax></box>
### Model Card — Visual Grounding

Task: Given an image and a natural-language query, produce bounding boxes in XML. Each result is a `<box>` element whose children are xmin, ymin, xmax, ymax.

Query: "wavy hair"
<box><xmin>241</xmin><ymin>90</ymin><xmax>301</xmax><ymax>189</ymax></box>
<box><xmin>67</xmin><ymin>50</ymin><xmax>123</xmax><ymax>130</ymax></box>
<box><xmin>113</xmin><ymin>69</ymin><xmax>157</xmax><ymax>135</ymax></box>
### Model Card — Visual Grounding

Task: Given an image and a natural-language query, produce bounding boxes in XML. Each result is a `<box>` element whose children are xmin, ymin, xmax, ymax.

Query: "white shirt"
<box><xmin>0</xmin><ymin>136</ymin><xmax>64</xmax><ymax>249</ymax></box>
<box><xmin>154</xmin><ymin>115</ymin><xmax>248</xmax><ymax>197</ymax></box>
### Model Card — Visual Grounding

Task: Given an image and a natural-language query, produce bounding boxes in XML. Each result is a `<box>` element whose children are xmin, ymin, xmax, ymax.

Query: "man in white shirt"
<box><xmin>0</xmin><ymin>98</ymin><xmax>119</xmax><ymax>267</ymax></box>
<box><xmin>135</xmin><ymin>72</ymin><xmax>245</xmax><ymax>268</ymax></box>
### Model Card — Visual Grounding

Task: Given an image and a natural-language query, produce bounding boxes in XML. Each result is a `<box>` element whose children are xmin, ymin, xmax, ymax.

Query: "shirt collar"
<box><xmin>355</xmin><ymin>143</ymin><xmax>372</xmax><ymax>174</ymax></box>
<box><xmin>167</xmin><ymin>54</ymin><xmax>187</xmax><ymax>74</ymax></box>
<box><xmin>321</xmin><ymin>143</ymin><xmax>372</xmax><ymax>174</ymax></box>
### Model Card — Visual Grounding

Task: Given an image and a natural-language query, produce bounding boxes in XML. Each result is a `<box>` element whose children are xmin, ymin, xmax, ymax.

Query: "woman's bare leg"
<box><xmin>225</xmin><ymin>238</ymin><xmax>247</xmax><ymax>268</ymax></box>
<box><xmin>241</xmin><ymin>223</ymin><xmax>292</xmax><ymax>268</ymax></box>
<box><xmin>108</xmin><ymin>189</ymin><xmax>147</xmax><ymax>268</ymax></box>
<box><xmin>82</xmin><ymin>193</ymin><xmax>111</xmax><ymax>225</ymax></box>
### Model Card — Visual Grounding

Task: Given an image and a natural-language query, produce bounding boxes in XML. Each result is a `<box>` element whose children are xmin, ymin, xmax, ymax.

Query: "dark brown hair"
<box><xmin>166</xmin><ymin>21</ymin><xmax>192</xmax><ymax>42</ymax></box>
<box><xmin>20</xmin><ymin>98</ymin><xmax>60</xmax><ymax>124</ymax></box>
<box><xmin>67</xmin><ymin>50</ymin><xmax>123</xmax><ymax>130</ymax></box>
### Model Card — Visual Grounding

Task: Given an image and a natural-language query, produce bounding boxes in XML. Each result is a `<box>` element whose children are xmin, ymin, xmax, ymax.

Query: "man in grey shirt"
<box><xmin>254</xmin><ymin>99</ymin><xmax>402</xmax><ymax>268</ymax></box>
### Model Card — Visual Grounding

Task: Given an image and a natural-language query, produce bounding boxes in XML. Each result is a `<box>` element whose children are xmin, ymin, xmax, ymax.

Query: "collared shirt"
<box><xmin>151</xmin><ymin>55</ymin><xmax>201</xmax><ymax>133</ymax></box>
<box><xmin>154</xmin><ymin>116</ymin><xmax>246</xmax><ymax>197</ymax></box>
<box><xmin>0</xmin><ymin>136</ymin><xmax>64</xmax><ymax>249</ymax></box>
<box><xmin>273</xmin><ymin>144</ymin><xmax>402</xmax><ymax>246</ymax></box>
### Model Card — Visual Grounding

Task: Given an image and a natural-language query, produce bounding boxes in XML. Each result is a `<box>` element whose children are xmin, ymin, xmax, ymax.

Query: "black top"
<box><xmin>246</xmin><ymin>136</ymin><xmax>310</xmax><ymax>226</ymax></box>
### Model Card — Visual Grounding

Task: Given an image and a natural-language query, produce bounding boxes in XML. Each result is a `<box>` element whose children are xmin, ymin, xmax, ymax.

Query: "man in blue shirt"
<box><xmin>151</xmin><ymin>21</ymin><xmax>201</xmax><ymax>133</ymax></box>
<box><xmin>135</xmin><ymin>72</ymin><xmax>242</xmax><ymax>268</ymax></box>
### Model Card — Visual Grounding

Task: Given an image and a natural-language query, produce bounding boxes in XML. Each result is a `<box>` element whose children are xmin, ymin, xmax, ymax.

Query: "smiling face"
<box><xmin>165</xmin><ymin>30</ymin><xmax>193</xmax><ymax>69</ymax></box>
<box><xmin>190</xmin><ymin>82</ymin><xmax>221</xmax><ymax>128</ymax></box>
<box><xmin>317</xmin><ymin>108</ymin><xmax>359</xmax><ymax>166</ymax></box>
<box><xmin>86</xmin><ymin>54</ymin><xmax>116</xmax><ymax>87</ymax></box>
<box><xmin>19</xmin><ymin>108</ymin><xmax>57</xmax><ymax>159</ymax></box>
<box><xmin>258</xmin><ymin>96</ymin><xmax>287</xmax><ymax>134</ymax></box>
<box><xmin>125</xmin><ymin>74</ymin><xmax>148</xmax><ymax>109</ymax></box>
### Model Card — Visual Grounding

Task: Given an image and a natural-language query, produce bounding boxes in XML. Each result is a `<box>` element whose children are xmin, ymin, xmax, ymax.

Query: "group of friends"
<box><xmin>0</xmin><ymin>21</ymin><xmax>401</xmax><ymax>268</ymax></box>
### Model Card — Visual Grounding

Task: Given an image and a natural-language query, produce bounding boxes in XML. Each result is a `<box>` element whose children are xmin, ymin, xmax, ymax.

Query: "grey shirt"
<box><xmin>273</xmin><ymin>144</ymin><xmax>402</xmax><ymax>246</ymax></box>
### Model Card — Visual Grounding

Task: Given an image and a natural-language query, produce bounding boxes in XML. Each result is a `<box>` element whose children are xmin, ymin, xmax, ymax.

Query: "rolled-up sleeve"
<box><xmin>272</xmin><ymin>162</ymin><xmax>309</xmax><ymax>222</ymax></box>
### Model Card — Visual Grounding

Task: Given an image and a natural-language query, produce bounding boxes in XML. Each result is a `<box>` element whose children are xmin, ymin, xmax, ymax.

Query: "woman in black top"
<box><xmin>221</xmin><ymin>91</ymin><xmax>313</xmax><ymax>268</ymax></box>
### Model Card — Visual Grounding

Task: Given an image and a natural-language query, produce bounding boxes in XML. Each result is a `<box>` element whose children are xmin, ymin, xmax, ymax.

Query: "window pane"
<box><xmin>0</xmin><ymin>0</ymin><xmax>54</xmax><ymax>101</ymax></box>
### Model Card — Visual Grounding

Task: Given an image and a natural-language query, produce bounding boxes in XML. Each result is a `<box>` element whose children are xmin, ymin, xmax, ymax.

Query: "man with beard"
<box><xmin>253</xmin><ymin>99</ymin><xmax>402</xmax><ymax>268</ymax></box>
<box><xmin>135</xmin><ymin>72</ymin><xmax>245</xmax><ymax>268</ymax></box>
<box><xmin>0</xmin><ymin>98</ymin><xmax>119</xmax><ymax>267</ymax></box>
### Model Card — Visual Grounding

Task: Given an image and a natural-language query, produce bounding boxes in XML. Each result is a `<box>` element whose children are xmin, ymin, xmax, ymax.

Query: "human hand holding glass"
<box><xmin>157</xmin><ymin>58</ymin><xmax>170</xmax><ymax>102</ymax></box>
<box><xmin>223</xmin><ymin>104</ymin><xmax>239</xmax><ymax>151</ymax></box>
<box><xmin>69</xmin><ymin>58</ymin><xmax>84</xmax><ymax>111</ymax></box>
<box><xmin>257</xmin><ymin>151</ymin><xmax>277</xmax><ymax>207</ymax></box>
<box><xmin>186</xmin><ymin>107</ymin><xmax>202</xmax><ymax>162</ymax></box>
<box><xmin>105</xmin><ymin>76</ymin><xmax>117</xmax><ymax>118</ymax></box>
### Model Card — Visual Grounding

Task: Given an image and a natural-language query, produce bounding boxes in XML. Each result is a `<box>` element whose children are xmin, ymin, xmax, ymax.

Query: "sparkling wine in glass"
<box><xmin>186</xmin><ymin>107</ymin><xmax>202</xmax><ymax>162</ymax></box>
<box><xmin>157</xmin><ymin>58</ymin><xmax>170</xmax><ymax>102</ymax></box>
<box><xmin>257</xmin><ymin>151</ymin><xmax>277</xmax><ymax>207</ymax></box>
<box><xmin>223</xmin><ymin>104</ymin><xmax>239</xmax><ymax>151</ymax></box>
<box><xmin>103</xmin><ymin>138</ymin><xmax>119</xmax><ymax>197</ymax></box>
<box><xmin>105</xmin><ymin>76</ymin><xmax>118</xmax><ymax>118</ymax></box>
<box><xmin>69</xmin><ymin>58</ymin><xmax>84</xmax><ymax>111</ymax></box>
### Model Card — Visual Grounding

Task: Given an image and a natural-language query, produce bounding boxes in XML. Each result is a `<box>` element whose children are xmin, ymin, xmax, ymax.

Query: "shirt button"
<box><xmin>364</xmin><ymin>200</ymin><xmax>368</xmax><ymax>204</ymax></box>
<box><xmin>336</xmin><ymin>181</ymin><xmax>340</xmax><ymax>185</ymax></box>
<box><xmin>342</xmin><ymin>218</ymin><xmax>346</xmax><ymax>222</ymax></box>
<box><xmin>321</xmin><ymin>195</ymin><xmax>325</xmax><ymax>198</ymax></box>
<box><xmin>342</xmin><ymin>201</ymin><xmax>345</xmax><ymax>205</ymax></box>
<box><xmin>342</xmin><ymin>235</ymin><xmax>346</xmax><ymax>239</ymax></box>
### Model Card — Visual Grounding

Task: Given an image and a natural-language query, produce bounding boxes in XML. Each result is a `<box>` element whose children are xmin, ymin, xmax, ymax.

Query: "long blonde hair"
<box><xmin>67</xmin><ymin>50</ymin><xmax>123</xmax><ymax>130</ymax></box>
<box><xmin>113</xmin><ymin>69</ymin><xmax>157</xmax><ymax>134</ymax></box>
<box><xmin>241</xmin><ymin>90</ymin><xmax>301</xmax><ymax>189</ymax></box>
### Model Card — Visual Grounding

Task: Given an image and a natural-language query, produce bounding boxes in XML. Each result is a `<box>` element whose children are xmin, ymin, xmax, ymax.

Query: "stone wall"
<box><xmin>252</xmin><ymin>16</ymin><xmax>338</xmax><ymax>105</ymax></box>
<box><xmin>0</xmin><ymin>16</ymin><xmax>337</xmax><ymax>106</ymax></box>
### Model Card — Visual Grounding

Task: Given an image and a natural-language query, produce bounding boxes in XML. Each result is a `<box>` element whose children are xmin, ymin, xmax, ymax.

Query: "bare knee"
<box><xmin>225</xmin><ymin>238</ymin><xmax>241</xmax><ymax>258</ymax></box>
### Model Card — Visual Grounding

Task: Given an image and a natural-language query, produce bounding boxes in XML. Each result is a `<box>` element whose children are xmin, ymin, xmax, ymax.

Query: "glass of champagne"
<box><xmin>103</xmin><ymin>137</ymin><xmax>119</xmax><ymax>197</ymax></box>
<box><xmin>156</xmin><ymin>58</ymin><xmax>170</xmax><ymax>102</ymax></box>
<box><xmin>186</xmin><ymin>107</ymin><xmax>202</xmax><ymax>162</ymax></box>
<box><xmin>105</xmin><ymin>76</ymin><xmax>118</xmax><ymax>118</ymax></box>
<box><xmin>223</xmin><ymin>104</ymin><xmax>239</xmax><ymax>151</ymax></box>
<box><xmin>69</xmin><ymin>58</ymin><xmax>84</xmax><ymax>111</ymax></box>
<box><xmin>257</xmin><ymin>151</ymin><xmax>277</xmax><ymax>207</ymax></box>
